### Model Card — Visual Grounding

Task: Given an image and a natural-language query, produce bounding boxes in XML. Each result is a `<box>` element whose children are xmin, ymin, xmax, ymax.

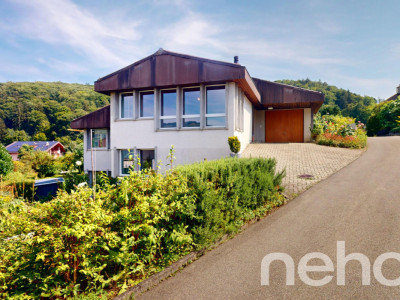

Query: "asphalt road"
<box><xmin>138</xmin><ymin>137</ymin><xmax>400</xmax><ymax>300</ymax></box>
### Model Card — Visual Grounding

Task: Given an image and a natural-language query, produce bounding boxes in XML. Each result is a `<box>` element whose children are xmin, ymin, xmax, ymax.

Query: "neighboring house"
<box><xmin>386</xmin><ymin>84</ymin><xmax>400</xmax><ymax>101</ymax></box>
<box><xmin>6</xmin><ymin>141</ymin><xmax>66</xmax><ymax>161</ymax></box>
<box><xmin>70</xmin><ymin>49</ymin><xmax>324</xmax><ymax>177</ymax></box>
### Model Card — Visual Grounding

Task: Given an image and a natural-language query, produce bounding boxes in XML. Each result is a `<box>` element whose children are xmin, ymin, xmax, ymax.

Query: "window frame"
<box><xmin>159</xmin><ymin>88</ymin><xmax>178</xmax><ymax>129</ymax></box>
<box><xmin>137</xmin><ymin>149</ymin><xmax>155</xmax><ymax>171</ymax></box>
<box><xmin>90</xmin><ymin>128</ymin><xmax>108</xmax><ymax>150</ymax></box>
<box><xmin>139</xmin><ymin>90</ymin><xmax>155</xmax><ymax>119</ymax></box>
<box><xmin>119</xmin><ymin>92</ymin><xmax>134</xmax><ymax>120</ymax></box>
<box><xmin>119</xmin><ymin>149</ymin><xmax>135</xmax><ymax>176</ymax></box>
<box><xmin>182</xmin><ymin>86</ymin><xmax>201</xmax><ymax>128</ymax></box>
<box><xmin>205</xmin><ymin>85</ymin><xmax>227</xmax><ymax>128</ymax></box>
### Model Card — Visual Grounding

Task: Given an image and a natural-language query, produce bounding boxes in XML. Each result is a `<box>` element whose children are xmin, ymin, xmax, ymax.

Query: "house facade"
<box><xmin>70</xmin><ymin>49</ymin><xmax>324</xmax><ymax>177</ymax></box>
<box><xmin>6</xmin><ymin>141</ymin><xmax>65</xmax><ymax>161</ymax></box>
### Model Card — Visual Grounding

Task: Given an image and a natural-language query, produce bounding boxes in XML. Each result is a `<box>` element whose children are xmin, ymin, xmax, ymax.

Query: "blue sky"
<box><xmin>0</xmin><ymin>0</ymin><xmax>399</xmax><ymax>99</ymax></box>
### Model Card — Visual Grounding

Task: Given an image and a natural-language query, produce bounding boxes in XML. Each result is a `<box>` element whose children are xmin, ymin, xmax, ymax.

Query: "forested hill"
<box><xmin>276</xmin><ymin>79</ymin><xmax>377</xmax><ymax>123</ymax></box>
<box><xmin>0</xmin><ymin>82</ymin><xmax>109</xmax><ymax>148</ymax></box>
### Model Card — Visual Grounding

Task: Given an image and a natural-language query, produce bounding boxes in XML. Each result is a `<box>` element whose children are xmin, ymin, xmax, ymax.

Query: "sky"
<box><xmin>0</xmin><ymin>0</ymin><xmax>399</xmax><ymax>100</ymax></box>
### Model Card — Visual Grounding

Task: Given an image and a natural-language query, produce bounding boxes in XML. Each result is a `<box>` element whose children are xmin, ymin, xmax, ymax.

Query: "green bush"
<box><xmin>19</xmin><ymin>150</ymin><xmax>58</xmax><ymax>178</ymax></box>
<box><xmin>228</xmin><ymin>136</ymin><xmax>241</xmax><ymax>154</ymax></box>
<box><xmin>367</xmin><ymin>97</ymin><xmax>400</xmax><ymax>136</ymax></box>
<box><xmin>175</xmin><ymin>158</ymin><xmax>285</xmax><ymax>246</ymax></box>
<box><xmin>0</xmin><ymin>158</ymin><xmax>285</xmax><ymax>298</ymax></box>
<box><xmin>0</xmin><ymin>143</ymin><xmax>13</xmax><ymax>176</ymax></box>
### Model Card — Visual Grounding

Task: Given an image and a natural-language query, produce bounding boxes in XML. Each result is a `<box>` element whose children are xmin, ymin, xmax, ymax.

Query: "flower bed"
<box><xmin>312</xmin><ymin>115</ymin><xmax>367</xmax><ymax>149</ymax></box>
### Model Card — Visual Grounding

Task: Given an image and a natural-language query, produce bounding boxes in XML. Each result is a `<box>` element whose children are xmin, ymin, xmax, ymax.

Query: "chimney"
<box><xmin>397</xmin><ymin>84</ymin><xmax>400</xmax><ymax>94</ymax></box>
<box><xmin>234</xmin><ymin>56</ymin><xmax>239</xmax><ymax>64</ymax></box>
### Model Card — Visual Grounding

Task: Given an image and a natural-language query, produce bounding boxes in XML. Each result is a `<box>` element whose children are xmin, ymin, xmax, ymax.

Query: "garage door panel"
<box><xmin>265</xmin><ymin>110</ymin><xmax>304</xmax><ymax>143</ymax></box>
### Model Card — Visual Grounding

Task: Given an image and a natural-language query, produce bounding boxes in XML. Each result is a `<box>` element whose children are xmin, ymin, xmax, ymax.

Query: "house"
<box><xmin>386</xmin><ymin>84</ymin><xmax>400</xmax><ymax>101</ymax></box>
<box><xmin>70</xmin><ymin>49</ymin><xmax>324</xmax><ymax>177</ymax></box>
<box><xmin>6</xmin><ymin>141</ymin><xmax>66</xmax><ymax>161</ymax></box>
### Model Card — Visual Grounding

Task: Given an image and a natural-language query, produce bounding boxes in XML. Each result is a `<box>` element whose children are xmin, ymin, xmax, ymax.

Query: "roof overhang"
<box><xmin>252</xmin><ymin>78</ymin><xmax>324</xmax><ymax>113</ymax></box>
<box><xmin>70</xmin><ymin>105</ymin><xmax>110</xmax><ymax>130</ymax></box>
<box><xmin>94</xmin><ymin>49</ymin><xmax>260</xmax><ymax>105</ymax></box>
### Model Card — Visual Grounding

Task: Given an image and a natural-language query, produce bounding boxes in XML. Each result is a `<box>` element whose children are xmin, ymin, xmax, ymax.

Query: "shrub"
<box><xmin>367</xmin><ymin>97</ymin><xmax>400</xmax><ymax>136</ymax></box>
<box><xmin>1</xmin><ymin>172</ymin><xmax>36</xmax><ymax>201</ymax></box>
<box><xmin>20</xmin><ymin>150</ymin><xmax>58</xmax><ymax>178</ymax></box>
<box><xmin>175</xmin><ymin>158</ymin><xmax>285</xmax><ymax>246</ymax></box>
<box><xmin>228</xmin><ymin>136</ymin><xmax>241</xmax><ymax>154</ymax></box>
<box><xmin>313</xmin><ymin>114</ymin><xmax>367</xmax><ymax>148</ymax></box>
<box><xmin>0</xmin><ymin>158</ymin><xmax>285</xmax><ymax>298</ymax></box>
<box><xmin>0</xmin><ymin>143</ymin><xmax>13</xmax><ymax>176</ymax></box>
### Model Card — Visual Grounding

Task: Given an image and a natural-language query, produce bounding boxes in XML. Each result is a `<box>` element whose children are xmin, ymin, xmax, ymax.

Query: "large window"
<box><xmin>140</xmin><ymin>91</ymin><xmax>154</xmax><ymax>118</ymax></box>
<box><xmin>182</xmin><ymin>88</ymin><xmax>201</xmax><ymax>127</ymax></box>
<box><xmin>120</xmin><ymin>149</ymin><xmax>135</xmax><ymax>175</ymax></box>
<box><xmin>160</xmin><ymin>90</ymin><xmax>177</xmax><ymax>128</ymax></box>
<box><xmin>120</xmin><ymin>93</ymin><xmax>133</xmax><ymax>119</ymax></box>
<box><xmin>138</xmin><ymin>149</ymin><xmax>155</xmax><ymax>170</ymax></box>
<box><xmin>206</xmin><ymin>86</ymin><xmax>226</xmax><ymax>127</ymax></box>
<box><xmin>91</xmin><ymin>129</ymin><xmax>108</xmax><ymax>149</ymax></box>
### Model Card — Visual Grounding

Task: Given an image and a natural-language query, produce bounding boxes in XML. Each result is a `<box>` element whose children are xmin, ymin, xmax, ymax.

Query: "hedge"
<box><xmin>175</xmin><ymin>157</ymin><xmax>285</xmax><ymax>246</ymax></box>
<box><xmin>0</xmin><ymin>158</ymin><xmax>285</xmax><ymax>298</ymax></box>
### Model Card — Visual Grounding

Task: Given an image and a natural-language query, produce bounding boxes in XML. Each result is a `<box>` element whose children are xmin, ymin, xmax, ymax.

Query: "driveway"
<box><xmin>242</xmin><ymin>143</ymin><xmax>365</xmax><ymax>197</ymax></box>
<box><xmin>138</xmin><ymin>137</ymin><xmax>400</xmax><ymax>299</ymax></box>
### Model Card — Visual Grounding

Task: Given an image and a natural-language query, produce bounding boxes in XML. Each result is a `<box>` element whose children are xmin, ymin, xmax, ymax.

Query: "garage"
<box><xmin>265</xmin><ymin>109</ymin><xmax>304</xmax><ymax>143</ymax></box>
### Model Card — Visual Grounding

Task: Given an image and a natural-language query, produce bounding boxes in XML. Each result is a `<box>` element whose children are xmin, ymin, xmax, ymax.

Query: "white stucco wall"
<box><xmin>303</xmin><ymin>108</ymin><xmax>312</xmax><ymax>142</ymax></box>
<box><xmin>82</xmin><ymin>82</ymin><xmax>250</xmax><ymax>176</ymax></box>
<box><xmin>83</xmin><ymin>130</ymin><xmax>112</xmax><ymax>173</ymax></box>
<box><xmin>234</xmin><ymin>95</ymin><xmax>253</xmax><ymax>152</ymax></box>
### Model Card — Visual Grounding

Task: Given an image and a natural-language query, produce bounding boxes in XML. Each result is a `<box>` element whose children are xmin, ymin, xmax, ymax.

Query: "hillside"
<box><xmin>0</xmin><ymin>82</ymin><xmax>109</xmax><ymax>148</ymax></box>
<box><xmin>276</xmin><ymin>79</ymin><xmax>377</xmax><ymax>123</ymax></box>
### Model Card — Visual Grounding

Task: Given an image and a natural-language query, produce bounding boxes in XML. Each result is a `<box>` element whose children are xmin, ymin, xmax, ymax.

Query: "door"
<box><xmin>265</xmin><ymin>109</ymin><xmax>304</xmax><ymax>143</ymax></box>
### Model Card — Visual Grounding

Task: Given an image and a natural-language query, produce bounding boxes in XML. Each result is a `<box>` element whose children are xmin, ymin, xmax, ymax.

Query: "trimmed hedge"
<box><xmin>0</xmin><ymin>158</ymin><xmax>285</xmax><ymax>298</ymax></box>
<box><xmin>175</xmin><ymin>158</ymin><xmax>285</xmax><ymax>246</ymax></box>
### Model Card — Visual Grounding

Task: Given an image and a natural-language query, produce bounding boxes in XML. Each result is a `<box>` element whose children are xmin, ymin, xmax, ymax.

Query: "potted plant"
<box><xmin>228</xmin><ymin>136</ymin><xmax>241</xmax><ymax>157</ymax></box>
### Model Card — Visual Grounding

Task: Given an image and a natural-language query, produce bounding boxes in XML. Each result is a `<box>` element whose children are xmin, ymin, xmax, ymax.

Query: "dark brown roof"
<box><xmin>386</xmin><ymin>93</ymin><xmax>399</xmax><ymax>101</ymax></box>
<box><xmin>252</xmin><ymin>78</ymin><xmax>324</xmax><ymax>113</ymax></box>
<box><xmin>94</xmin><ymin>48</ymin><xmax>261</xmax><ymax>105</ymax></box>
<box><xmin>72</xmin><ymin>50</ymin><xmax>326</xmax><ymax>129</ymax></box>
<box><xmin>70</xmin><ymin>105</ymin><xmax>110</xmax><ymax>130</ymax></box>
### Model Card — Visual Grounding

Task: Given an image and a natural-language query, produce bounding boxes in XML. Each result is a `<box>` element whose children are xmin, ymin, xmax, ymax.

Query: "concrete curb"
<box><xmin>113</xmin><ymin>204</ymin><xmax>284</xmax><ymax>300</ymax></box>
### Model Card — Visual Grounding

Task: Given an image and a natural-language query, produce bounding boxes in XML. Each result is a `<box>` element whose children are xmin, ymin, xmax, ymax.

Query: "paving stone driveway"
<box><xmin>242</xmin><ymin>143</ymin><xmax>365</xmax><ymax>198</ymax></box>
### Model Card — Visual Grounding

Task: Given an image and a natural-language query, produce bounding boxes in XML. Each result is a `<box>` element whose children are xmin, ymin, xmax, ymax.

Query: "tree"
<box><xmin>18</xmin><ymin>144</ymin><xmax>34</xmax><ymax>160</ymax></box>
<box><xmin>3</xmin><ymin>129</ymin><xmax>30</xmax><ymax>145</ymax></box>
<box><xmin>33</xmin><ymin>132</ymin><xmax>47</xmax><ymax>141</ymax></box>
<box><xmin>20</xmin><ymin>150</ymin><xmax>57</xmax><ymax>178</ymax></box>
<box><xmin>0</xmin><ymin>143</ymin><xmax>13</xmax><ymax>176</ymax></box>
<box><xmin>319</xmin><ymin>104</ymin><xmax>341</xmax><ymax>116</ymax></box>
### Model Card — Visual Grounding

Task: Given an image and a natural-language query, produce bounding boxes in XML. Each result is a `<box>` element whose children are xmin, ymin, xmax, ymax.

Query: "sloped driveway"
<box><xmin>138</xmin><ymin>137</ymin><xmax>400</xmax><ymax>299</ymax></box>
<box><xmin>242</xmin><ymin>143</ymin><xmax>365</xmax><ymax>197</ymax></box>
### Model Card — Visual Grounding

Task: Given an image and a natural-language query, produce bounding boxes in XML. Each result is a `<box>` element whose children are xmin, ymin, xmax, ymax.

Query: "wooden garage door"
<box><xmin>265</xmin><ymin>109</ymin><xmax>304</xmax><ymax>143</ymax></box>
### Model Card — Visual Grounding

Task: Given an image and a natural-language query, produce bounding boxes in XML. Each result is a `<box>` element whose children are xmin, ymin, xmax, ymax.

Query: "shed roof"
<box><xmin>6</xmin><ymin>141</ymin><xmax>64</xmax><ymax>153</ymax></box>
<box><xmin>70</xmin><ymin>105</ymin><xmax>110</xmax><ymax>130</ymax></box>
<box><xmin>252</xmin><ymin>78</ymin><xmax>324</xmax><ymax>113</ymax></box>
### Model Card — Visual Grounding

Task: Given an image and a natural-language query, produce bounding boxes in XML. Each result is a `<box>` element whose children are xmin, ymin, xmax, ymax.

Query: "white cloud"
<box><xmin>5</xmin><ymin>0</ymin><xmax>142</xmax><ymax>67</ymax></box>
<box><xmin>36</xmin><ymin>58</ymin><xmax>87</xmax><ymax>73</ymax></box>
